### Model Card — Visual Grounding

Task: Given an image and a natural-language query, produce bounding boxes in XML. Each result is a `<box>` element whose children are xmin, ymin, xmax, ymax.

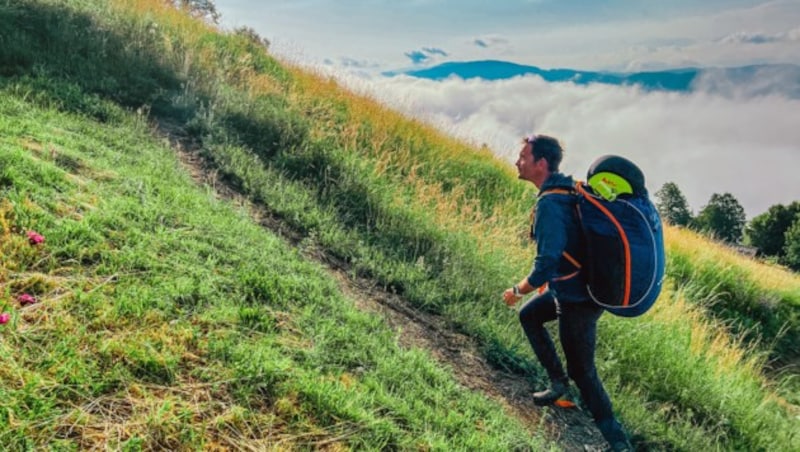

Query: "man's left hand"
<box><xmin>503</xmin><ymin>288</ymin><xmax>521</xmax><ymax>306</ymax></box>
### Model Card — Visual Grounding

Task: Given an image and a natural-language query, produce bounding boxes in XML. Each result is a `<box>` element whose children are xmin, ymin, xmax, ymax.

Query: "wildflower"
<box><xmin>27</xmin><ymin>231</ymin><xmax>45</xmax><ymax>245</ymax></box>
<box><xmin>18</xmin><ymin>293</ymin><xmax>37</xmax><ymax>306</ymax></box>
<box><xmin>0</xmin><ymin>313</ymin><xmax>9</xmax><ymax>324</ymax></box>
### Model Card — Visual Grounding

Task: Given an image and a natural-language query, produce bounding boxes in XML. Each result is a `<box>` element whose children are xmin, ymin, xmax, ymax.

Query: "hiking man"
<box><xmin>502</xmin><ymin>134</ymin><xmax>632</xmax><ymax>451</ymax></box>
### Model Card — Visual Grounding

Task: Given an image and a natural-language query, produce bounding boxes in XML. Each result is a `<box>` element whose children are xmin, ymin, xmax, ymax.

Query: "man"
<box><xmin>502</xmin><ymin>135</ymin><xmax>632</xmax><ymax>451</ymax></box>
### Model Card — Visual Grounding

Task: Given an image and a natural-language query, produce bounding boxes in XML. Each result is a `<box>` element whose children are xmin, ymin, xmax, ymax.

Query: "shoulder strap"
<box><xmin>529</xmin><ymin>187</ymin><xmax>583</xmax><ymax>275</ymax></box>
<box><xmin>537</xmin><ymin>188</ymin><xmax>574</xmax><ymax>198</ymax></box>
<box><xmin>531</xmin><ymin>186</ymin><xmax>578</xmax><ymax>235</ymax></box>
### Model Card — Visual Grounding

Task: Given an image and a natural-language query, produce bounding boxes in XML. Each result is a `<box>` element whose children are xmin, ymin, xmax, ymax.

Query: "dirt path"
<box><xmin>159</xmin><ymin>123</ymin><xmax>608</xmax><ymax>451</ymax></box>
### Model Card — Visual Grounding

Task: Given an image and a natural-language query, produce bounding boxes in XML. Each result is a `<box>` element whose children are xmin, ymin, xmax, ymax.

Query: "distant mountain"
<box><xmin>384</xmin><ymin>60</ymin><xmax>800</xmax><ymax>97</ymax></box>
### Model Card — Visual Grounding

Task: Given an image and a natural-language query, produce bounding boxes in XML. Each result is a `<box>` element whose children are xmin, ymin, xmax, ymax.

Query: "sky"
<box><xmin>214</xmin><ymin>0</ymin><xmax>800</xmax><ymax>218</ymax></box>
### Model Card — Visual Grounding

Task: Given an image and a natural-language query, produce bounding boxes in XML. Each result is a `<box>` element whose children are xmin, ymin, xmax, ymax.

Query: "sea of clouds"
<box><xmin>329</xmin><ymin>70</ymin><xmax>800</xmax><ymax>219</ymax></box>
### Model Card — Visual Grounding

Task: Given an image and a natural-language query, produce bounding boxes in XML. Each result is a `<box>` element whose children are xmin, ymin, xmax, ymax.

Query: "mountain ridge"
<box><xmin>385</xmin><ymin>59</ymin><xmax>800</xmax><ymax>96</ymax></box>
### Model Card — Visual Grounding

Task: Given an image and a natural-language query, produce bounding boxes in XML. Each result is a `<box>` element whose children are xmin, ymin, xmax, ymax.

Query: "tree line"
<box><xmin>655</xmin><ymin>182</ymin><xmax>800</xmax><ymax>271</ymax></box>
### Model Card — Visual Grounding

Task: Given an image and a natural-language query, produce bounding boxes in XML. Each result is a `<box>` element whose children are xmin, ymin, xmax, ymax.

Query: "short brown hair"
<box><xmin>525</xmin><ymin>135</ymin><xmax>563</xmax><ymax>172</ymax></box>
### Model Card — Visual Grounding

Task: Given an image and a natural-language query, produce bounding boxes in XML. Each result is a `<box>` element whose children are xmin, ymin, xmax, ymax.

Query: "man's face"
<box><xmin>515</xmin><ymin>143</ymin><xmax>547</xmax><ymax>186</ymax></box>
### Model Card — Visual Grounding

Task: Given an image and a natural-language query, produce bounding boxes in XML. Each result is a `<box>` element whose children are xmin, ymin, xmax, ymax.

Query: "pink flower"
<box><xmin>0</xmin><ymin>313</ymin><xmax>10</xmax><ymax>324</ymax></box>
<box><xmin>27</xmin><ymin>231</ymin><xmax>45</xmax><ymax>245</ymax></box>
<box><xmin>18</xmin><ymin>293</ymin><xmax>37</xmax><ymax>306</ymax></box>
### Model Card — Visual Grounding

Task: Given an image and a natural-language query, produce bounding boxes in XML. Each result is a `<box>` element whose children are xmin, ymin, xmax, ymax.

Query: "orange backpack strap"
<box><xmin>538</xmin><ymin>188</ymin><xmax>573</xmax><ymax>198</ymax></box>
<box><xmin>561</xmin><ymin>251</ymin><xmax>581</xmax><ymax>269</ymax></box>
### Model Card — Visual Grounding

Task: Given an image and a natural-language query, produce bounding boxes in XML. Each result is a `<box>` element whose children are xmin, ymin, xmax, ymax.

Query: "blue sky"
<box><xmin>213</xmin><ymin>1</ymin><xmax>800</xmax><ymax>218</ymax></box>
<box><xmin>215</xmin><ymin>0</ymin><xmax>800</xmax><ymax>72</ymax></box>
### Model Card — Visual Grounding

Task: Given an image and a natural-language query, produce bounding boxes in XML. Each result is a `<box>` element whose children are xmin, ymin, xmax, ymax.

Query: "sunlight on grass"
<box><xmin>1</xmin><ymin>0</ymin><xmax>798</xmax><ymax>449</ymax></box>
<box><xmin>0</xmin><ymin>82</ymin><xmax>543</xmax><ymax>449</ymax></box>
<box><xmin>666</xmin><ymin>225</ymin><xmax>800</xmax><ymax>303</ymax></box>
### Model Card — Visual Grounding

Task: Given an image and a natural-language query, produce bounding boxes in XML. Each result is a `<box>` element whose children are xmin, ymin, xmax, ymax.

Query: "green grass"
<box><xmin>665</xmin><ymin>226</ymin><xmax>800</xmax><ymax>365</ymax></box>
<box><xmin>1</xmin><ymin>0</ymin><xmax>799</xmax><ymax>450</ymax></box>
<box><xmin>198</xmin><ymin>123</ymin><xmax>799</xmax><ymax>451</ymax></box>
<box><xmin>0</xmin><ymin>93</ymin><xmax>544</xmax><ymax>449</ymax></box>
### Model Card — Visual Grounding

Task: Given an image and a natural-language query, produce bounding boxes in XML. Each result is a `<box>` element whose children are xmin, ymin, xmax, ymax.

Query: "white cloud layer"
<box><xmin>334</xmin><ymin>72</ymin><xmax>800</xmax><ymax>218</ymax></box>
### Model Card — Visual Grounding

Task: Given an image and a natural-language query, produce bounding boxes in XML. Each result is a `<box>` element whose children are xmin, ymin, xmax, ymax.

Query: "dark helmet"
<box><xmin>586</xmin><ymin>155</ymin><xmax>647</xmax><ymax>199</ymax></box>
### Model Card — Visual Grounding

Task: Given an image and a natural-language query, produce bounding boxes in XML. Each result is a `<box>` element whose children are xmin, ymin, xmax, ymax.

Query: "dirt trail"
<box><xmin>160</xmin><ymin>123</ymin><xmax>608</xmax><ymax>451</ymax></box>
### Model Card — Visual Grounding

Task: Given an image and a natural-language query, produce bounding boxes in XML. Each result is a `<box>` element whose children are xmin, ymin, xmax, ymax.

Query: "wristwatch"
<box><xmin>513</xmin><ymin>285</ymin><xmax>522</xmax><ymax>297</ymax></box>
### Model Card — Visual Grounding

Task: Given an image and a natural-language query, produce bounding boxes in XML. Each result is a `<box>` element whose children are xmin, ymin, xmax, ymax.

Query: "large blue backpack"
<box><xmin>549</xmin><ymin>155</ymin><xmax>665</xmax><ymax>317</ymax></box>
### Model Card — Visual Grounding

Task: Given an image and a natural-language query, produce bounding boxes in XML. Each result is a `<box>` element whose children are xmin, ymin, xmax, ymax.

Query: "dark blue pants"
<box><xmin>519</xmin><ymin>291</ymin><xmax>627</xmax><ymax>444</ymax></box>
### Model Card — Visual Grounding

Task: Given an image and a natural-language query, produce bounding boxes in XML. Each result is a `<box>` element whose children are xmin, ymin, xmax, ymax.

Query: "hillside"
<box><xmin>1</xmin><ymin>1</ymin><xmax>799</xmax><ymax>450</ymax></box>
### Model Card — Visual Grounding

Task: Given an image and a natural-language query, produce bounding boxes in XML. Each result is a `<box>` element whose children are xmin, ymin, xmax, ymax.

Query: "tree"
<box><xmin>782</xmin><ymin>213</ymin><xmax>800</xmax><ymax>271</ymax></box>
<box><xmin>169</xmin><ymin>0</ymin><xmax>220</xmax><ymax>24</ymax></box>
<box><xmin>655</xmin><ymin>182</ymin><xmax>693</xmax><ymax>226</ymax></box>
<box><xmin>693</xmin><ymin>193</ymin><xmax>746</xmax><ymax>244</ymax></box>
<box><xmin>234</xmin><ymin>26</ymin><xmax>271</xmax><ymax>51</ymax></box>
<box><xmin>746</xmin><ymin>201</ymin><xmax>800</xmax><ymax>257</ymax></box>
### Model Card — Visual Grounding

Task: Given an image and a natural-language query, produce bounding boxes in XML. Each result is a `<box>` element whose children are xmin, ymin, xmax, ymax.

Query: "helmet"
<box><xmin>586</xmin><ymin>155</ymin><xmax>647</xmax><ymax>201</ymax></box>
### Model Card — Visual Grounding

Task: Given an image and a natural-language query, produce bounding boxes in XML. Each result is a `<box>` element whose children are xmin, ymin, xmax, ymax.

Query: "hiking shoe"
<box><xmin>597</xmin><ymin>418</ymin><xmax>633</xmax><ymax>451</ymax></box>
<box><xmin>607</xmin><ymin>440</ymin><xmax>634</xmax><ymax>452</ymax></box>
<box><xmin>532</xmin><ymin>379</ymin><xmax>568</xmax><ymax>406</ymax></box>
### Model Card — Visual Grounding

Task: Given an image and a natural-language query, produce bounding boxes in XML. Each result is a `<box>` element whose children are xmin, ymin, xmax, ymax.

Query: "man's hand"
<box><xmin>503</xmin><ymin>288</ymin><xmax>521</xmax><ymax>306</ymax></box>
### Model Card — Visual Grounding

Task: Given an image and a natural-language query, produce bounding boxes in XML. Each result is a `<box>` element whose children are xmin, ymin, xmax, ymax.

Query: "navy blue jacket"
<box><xmin>527</xmin><ymin>173</ymin><xmax>590</xmax><ymax>302</ymax></box>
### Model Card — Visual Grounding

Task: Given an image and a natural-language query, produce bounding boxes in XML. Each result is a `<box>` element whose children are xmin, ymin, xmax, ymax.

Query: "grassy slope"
<box><xmin>0</xmin><ymin>93</ymin><xmax>543</xmax><ymax>450</ymax></box>
<box><xmin>665</xmin><ymin>226</ymin><xmax>800</xmax><ymax>362</ymax></box>
<box><xmin>1</xmin><ymin>0</ymin><xmax>799</xmax><ymax>450</ymax></box>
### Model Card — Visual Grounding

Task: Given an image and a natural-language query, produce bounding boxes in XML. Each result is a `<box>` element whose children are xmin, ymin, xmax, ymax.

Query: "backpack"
<box><xmin>543</xmin><ymin>155</ymin><xmax>666</xmax><ymax>317</ymax></box>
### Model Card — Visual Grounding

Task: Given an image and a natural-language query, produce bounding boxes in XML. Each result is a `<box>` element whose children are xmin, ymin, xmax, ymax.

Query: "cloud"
<box><xmin>623</xmin><ymin>59</ymin><xmax>700</xmax><ymax>72</ymax></box>
<box><xmin>221</xmin><ymin>0</ymin><xmax>800</xmax><ymax>76</ymax></box>
<box><xmin>692</xmin><ymin>65</ymin><xmax>800</xmax><ymax>99</ymax></box>
<box><xmin>719</xmin><ymin>27</ymin><xmax>800</xmax><ymax>45</ymax></box>
<box><xmin>335</xmin><ymin>72</ymin><xmax>800</xmax><ymax>218</ymax></box>
<box><xmin>405</xmin><ymin>50</ymin><xmax>431</xmax><ymax>65</ymax></box>
<box><xmin>404</xmin><ymin>47</ymin><xmax>450</xmax><ymax>65</ymax></box>
<box><xmin>324</xmin><ymin>57</ymin><xmax>380</xmax><ymax>69</ymax></box>
<box><xmin>721</xmin><ymin>31</ymin><xmax>780</xmax><ymax>44</ymax></box>
<box><xmin>475</xmin><ymin>3</ymin><xmax>800</xmax><ymax>71</ymax></box>
<box><xmin>472</xmin><ymin>35</ymin><xmax>510</xmax><ymax>48</ymax></box>
<box><xmin>422</xmin><ymin>47</ymin><xmax>448</xmax><ymax>57</ymax></box>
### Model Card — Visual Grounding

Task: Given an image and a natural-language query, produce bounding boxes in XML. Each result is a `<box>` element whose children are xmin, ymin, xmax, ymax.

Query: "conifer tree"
<box><xmin>655</xmin><ymin>182</ymin><xmax>693</xmax><ymax>226</ymax></box>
